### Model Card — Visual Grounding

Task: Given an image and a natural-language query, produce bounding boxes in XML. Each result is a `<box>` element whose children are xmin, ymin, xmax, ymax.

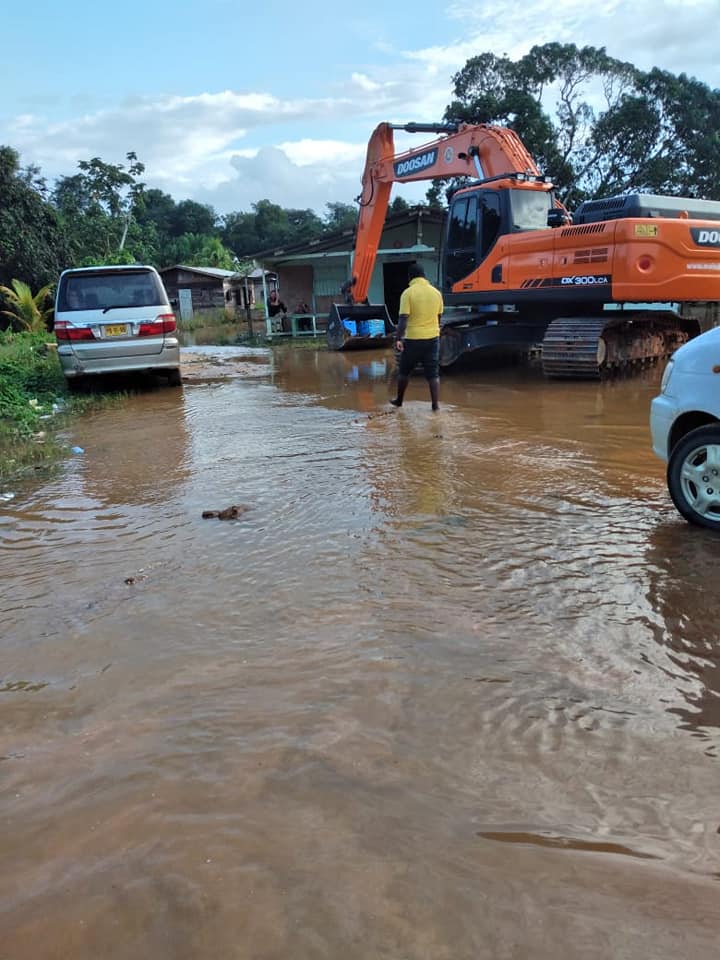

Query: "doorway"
<box><xmin>383</xmin><ymin>261</ymin><xmax>412</xmax><ymax>322</ymax></box>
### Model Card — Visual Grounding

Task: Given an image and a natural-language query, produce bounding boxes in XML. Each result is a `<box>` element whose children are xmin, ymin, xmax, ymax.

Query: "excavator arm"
<box><xmin>350</xmin><ymin>121</ymin><xmax>543</xmax><ymax>302</ymax></box>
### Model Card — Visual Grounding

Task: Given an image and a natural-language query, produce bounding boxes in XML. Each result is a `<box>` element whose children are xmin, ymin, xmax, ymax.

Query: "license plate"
<box><xmin>105</xmin><ymin>324</ymin><xmax>127</xmax><ymax>337</ymax></box>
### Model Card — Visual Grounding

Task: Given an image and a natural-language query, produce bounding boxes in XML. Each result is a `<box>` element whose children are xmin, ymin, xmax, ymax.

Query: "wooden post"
<box><xmin>244</xmin><ymin>277</ymin><xmax>254</xmax><ymax>337</ymax></box>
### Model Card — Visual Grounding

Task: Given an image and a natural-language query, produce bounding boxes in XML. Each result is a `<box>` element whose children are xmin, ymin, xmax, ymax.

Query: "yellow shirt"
<box><xmin>398</xmin><ymin>277</ymin><xmax>444</xmax><ymax>340</ymax></box>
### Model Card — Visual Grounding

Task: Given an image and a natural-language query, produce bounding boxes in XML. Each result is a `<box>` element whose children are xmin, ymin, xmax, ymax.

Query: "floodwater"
<box><xmin>2</xmin><ymin>346</ymin><xmax>720</xmax><ymax>959</ymax></box>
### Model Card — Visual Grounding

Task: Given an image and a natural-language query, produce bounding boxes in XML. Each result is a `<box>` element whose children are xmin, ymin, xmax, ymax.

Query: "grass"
<box><xmin>0</xmin><ymin>330</ymin><xmax>122</xmax><ymax>483</ymax></box>
<box><xmin>177</xmin><ymin>307</ymin><xmax>251</xmax><ymax>332</ymax></box>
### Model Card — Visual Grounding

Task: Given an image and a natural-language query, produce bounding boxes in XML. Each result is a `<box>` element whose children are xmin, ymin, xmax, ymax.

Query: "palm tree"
<box><xmin>0</xmin><ymin>279</ymin><xmax>53</xmax><ymax>334</ymax></box>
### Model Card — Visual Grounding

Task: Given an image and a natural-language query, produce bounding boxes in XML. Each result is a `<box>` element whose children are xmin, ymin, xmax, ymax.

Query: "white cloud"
<box><xmin>2</xmin><ymin>1</ymin><xmax>718</xmax><ymax>215</ymax></box>
<box><xmin>440</xmin><ymin>0</ymin><xmax>720</xmax><ymax>84</ymax></box>
<box><xmin>350</xmin><ymin>73</ymin><xmax>381</xmax><ymax>92</ymax></box>
<box><xmin>4</xmin><ymin>89</ymin><xmax>357</xmax><ymax>200</ymax></box>
<box><xmin>194</xmin><ymin>145</ymin><xmax>366</xmax><ymax>212</ymax></box>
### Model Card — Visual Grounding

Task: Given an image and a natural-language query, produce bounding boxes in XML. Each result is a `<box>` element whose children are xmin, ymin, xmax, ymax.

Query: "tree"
<box><xmin>0</xmin><ymin>146</ymin><xmax>70</xmax><ymax>291</ymax></box>
<box><xmin>53</xmin><ymin>152</ymin><xmax>147</xmax><ymax>262</ymax></box>
<box><xmin>0</xmin><ymin>279</ymin><xmax>53</xmax><ymax>333</ymax></box>
<box><xmin>389</xmin><ymin>196</ymin><xmax>411</xmax><ymax>215</ymax></box>
<box><xmin>164</xmin><ymin>233</ymin><xmax>237</xmax><ymax>270</ymax></box>
<box><xmin>323</xmin><ymin>202</ymin><xmax>357</xmax><ymax>232</ymax></box>
<box><xmin>436</xmin><ymin>44</ymin><xmax>720</xmax><ymax>208</ymax></box>
<box><xmin>285</xmin><ymin>207</ymin><xmax>324</xmax><ymax>243</ymax></box>
<box><xmin>169</xmin><ymin>199</ymin><xmax>217</xmax><ymax>238</ymax></box>
<box><xmin>221</xmin><ymin>210</ymin><xmax>260</xmax><ymax>257</ymax></box>
<box><xmin>135</xmin><ymin>188</ymin><xmax>177</xmax><ymax>236</ymax></box>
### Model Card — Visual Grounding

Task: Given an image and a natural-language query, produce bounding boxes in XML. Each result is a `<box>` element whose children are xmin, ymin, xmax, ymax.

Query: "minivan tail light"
<box><xmin>138</xmin><ymin>313</ymin><xmax>176</xmax><ymax>336</ymax></box>
<box><xmin>54</xmin><ymin>321</ymin><xmax>95</xmax><ymax>341</ymax></box>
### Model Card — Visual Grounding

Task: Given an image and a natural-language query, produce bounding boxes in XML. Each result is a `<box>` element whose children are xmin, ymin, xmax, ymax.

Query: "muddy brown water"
<box><xmin>2</xmin><ymin>345</ymin><xmax>720</xmax><ymax>959</ymax></box>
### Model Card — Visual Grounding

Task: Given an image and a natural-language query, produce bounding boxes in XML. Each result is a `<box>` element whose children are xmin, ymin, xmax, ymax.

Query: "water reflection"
<box><xmin>345</xmin><ymin>359</ymin><xmax>388</xmax><ymax>382</ymax></box>
<box><xmin>272</xmin><ymin>347</ymin><xmax>395</xmax><ymax>412</ymax></box>
<box><xmin>645</xmin><ymin>522</ymin><xmax>720</xmax><ymax>745</ymax></box>
<box><xmin>4</xmin><ymin>349</ymin><xmax>720</xmax><ymax>958</ymax></box>
<box><xmin>72</xmin><ymin>389</ymin><xmax>191</xmax><ymax>506</ymax></box>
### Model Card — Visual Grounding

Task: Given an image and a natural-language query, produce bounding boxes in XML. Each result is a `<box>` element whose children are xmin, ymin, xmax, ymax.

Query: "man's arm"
<box><xmin>396</xmin><ymin>288</ymin><xmax>410</xmax><ymax>350</ymax></box>
<box><xmin>395</xmin><ymin>313</ymin><xmax>408</xmax><ymax>351</ymax></box>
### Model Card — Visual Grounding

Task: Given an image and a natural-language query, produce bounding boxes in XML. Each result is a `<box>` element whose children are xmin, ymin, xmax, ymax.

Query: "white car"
<box><xmin>54</xmin><ymin>265</ymin><xmax>181</xmax><ymax>386</ymax></box>
<box><xmin>651</xmin><ymin>325</ymin><xmax>720</xmax><ymax>529</ymax></box>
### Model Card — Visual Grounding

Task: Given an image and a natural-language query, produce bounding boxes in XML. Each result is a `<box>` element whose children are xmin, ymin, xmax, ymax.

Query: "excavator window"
<box><xmin>448</xmin><ymin>197</ymin><xmax>478</xmax><ymax>249</ymax></box>
<box><xmin>480</xmin><ymin>194</ymin><xmax>501</xmax><ymax>258</ymax></box>
<box><xmin>509</xmin><ymin>189</ymin><xmax>553</xmax><ymax>232</ymax></box>
<box><xmin>445</xmin><ymin>196</ymin><xmax>480</xmax><ymax>288</ymax></box>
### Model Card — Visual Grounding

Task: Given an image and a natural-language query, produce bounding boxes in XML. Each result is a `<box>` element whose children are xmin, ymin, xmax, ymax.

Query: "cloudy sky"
<box><xmin>2</xmin><ymin>0</ymin><xmax>718</xmax><ymax>216</ymax></box>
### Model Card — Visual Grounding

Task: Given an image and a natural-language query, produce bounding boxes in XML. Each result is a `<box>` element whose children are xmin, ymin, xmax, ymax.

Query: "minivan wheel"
<box><xmin>667</xmin><ymin>425</ymin><xmax>720</xmax><ymax>529</ymax></box>
<box><xmin>166</xmin><ymin>368</ymin><xmax>182</xmax><ymax>387</ymax></box>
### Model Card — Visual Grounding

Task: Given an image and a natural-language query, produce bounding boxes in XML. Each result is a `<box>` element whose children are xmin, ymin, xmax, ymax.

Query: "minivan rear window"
<box><xmin>57</xmin><ymin>269</ymin><xmax>167</xmax><ymax>312</ymax></box>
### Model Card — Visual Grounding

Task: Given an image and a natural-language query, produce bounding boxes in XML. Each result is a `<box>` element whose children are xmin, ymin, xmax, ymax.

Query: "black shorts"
<box><xmin>398</xmin><ymin>337</ymin><xmax>440</xmax><ymax>379</ymax></box>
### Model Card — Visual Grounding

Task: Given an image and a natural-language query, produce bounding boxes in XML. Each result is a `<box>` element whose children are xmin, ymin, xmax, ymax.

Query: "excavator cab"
<box><xmin>444</xmin><ymin>184</ymin><xmax>555</xmax><ymax>292</ymax></box>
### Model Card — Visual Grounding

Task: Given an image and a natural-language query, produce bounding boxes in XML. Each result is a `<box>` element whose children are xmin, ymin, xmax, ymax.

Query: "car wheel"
<box><xmin>667</xmin><ymin>424</ymin><xmax>720</xmax><ymax>529</ymax></box>
<box><xmin>166</xmin><ymin>368</ymin><xmax>182</xmax><ymax>387</ymax></box>
<box><xmin>66</xmin><ymin>376</ymin><xmax>88</xmax><ymax>393</ymax></box>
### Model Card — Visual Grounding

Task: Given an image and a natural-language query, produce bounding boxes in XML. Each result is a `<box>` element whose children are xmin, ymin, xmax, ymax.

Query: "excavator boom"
<box><xmin>352</xmin><ymin>121</ymin><xmax>545</xmax><ymax>302</ymax></box>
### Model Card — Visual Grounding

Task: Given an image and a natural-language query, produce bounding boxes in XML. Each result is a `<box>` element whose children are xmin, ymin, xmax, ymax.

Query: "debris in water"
<box><xmin>71</xmin><ymin>446</ymin><xmax>85</xmax><ymax>455</ymax></box>
<box><xmin>202</xmin><ymin>504</ymin><xmax>250</xmax><ymax>520</ymax></box>
<box><xmin>124</xmin><ymin>575</ymin><xmax>146</xmax><ymax>585</ymax></box>
<box><xmin>0</xmin><ymin>492</ymin><xmax>15</xmax><ymax>503</ymax></box>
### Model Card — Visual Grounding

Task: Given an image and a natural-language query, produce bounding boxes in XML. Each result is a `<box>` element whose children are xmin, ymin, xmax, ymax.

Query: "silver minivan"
<box><xmin>54</xmin><ymin>265</ymin><xmax>181</xmax><ymax>386</ymax></box>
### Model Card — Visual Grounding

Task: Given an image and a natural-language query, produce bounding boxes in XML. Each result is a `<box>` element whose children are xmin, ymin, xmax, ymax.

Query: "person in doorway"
<box><xmin>390</xmin><ymin>264</ymin><xmax>444</xmax><ymax>411</ymax></box>
<box><xmin>267</xmin><ymin>289</ymin><xmax>288</xmax><ymax>332</ymax></box>
<box><xmin>268</xmin><ymin>289</ymin><xmax>287</xmax><ymax>317</ymax></box>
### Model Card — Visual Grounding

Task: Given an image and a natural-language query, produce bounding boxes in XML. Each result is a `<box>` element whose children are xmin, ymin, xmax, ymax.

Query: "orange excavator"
<box><xmin>327</xmin><ymin>121</ymin><xmax>720</xmax><ymax>377</ymax></box>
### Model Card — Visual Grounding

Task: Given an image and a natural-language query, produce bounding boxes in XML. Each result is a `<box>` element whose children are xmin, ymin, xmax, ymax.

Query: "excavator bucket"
<box><xmin>326</xmin><ymin>302</ymin><xmax>395</xmax><ymax>351</ymax></box>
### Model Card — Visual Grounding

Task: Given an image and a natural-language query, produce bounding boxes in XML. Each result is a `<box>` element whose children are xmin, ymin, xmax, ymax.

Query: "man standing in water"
<box><xmin>390</xmin><ymin>264</ymin><xmax>444</xmax><ymax>411</ymax></box>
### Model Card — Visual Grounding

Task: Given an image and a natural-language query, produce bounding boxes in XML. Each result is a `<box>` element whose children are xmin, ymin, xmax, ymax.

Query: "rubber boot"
<box><xmin>391</xmin><ymin>375</ymin><xmax>409</xmax><ymax>408</ymax></box>
<box><xmin>429</xmin><ymin>378</ymin><xmax>440</xmax><ymax>411</ymax></box>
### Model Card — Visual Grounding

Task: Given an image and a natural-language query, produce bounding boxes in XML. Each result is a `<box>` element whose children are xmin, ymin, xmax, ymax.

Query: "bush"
<box><xmin>0</xmin><ymin>332</ymin><xmax>68</xmax><ymax>481</ymax></box>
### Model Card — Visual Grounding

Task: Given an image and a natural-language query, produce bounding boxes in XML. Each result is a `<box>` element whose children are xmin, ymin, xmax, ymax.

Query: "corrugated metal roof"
<box><xmin>160</xmin><ymin>265</ymin><xmax>237</xmax><ymax>279</ymax></box>
<box><xmin>249</xmin><ymin>206</ymin><xmax>443</xmax><ymax>262</ymax></box>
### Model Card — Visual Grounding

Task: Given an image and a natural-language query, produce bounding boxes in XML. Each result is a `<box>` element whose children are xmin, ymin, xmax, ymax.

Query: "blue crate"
<box><xmin>341</xmin><ymin>318</ymin><xmax>357</xmax><ymax>336</ymax></box>
<box><xmin>367</xmin><ymin>318</ymin><xmax>386</xmax><ymax>336</ymax></box>
<box><xmin>357</xmin><ymin>318</ymin><xmax>386</xmax><ymax>337</ymax></box>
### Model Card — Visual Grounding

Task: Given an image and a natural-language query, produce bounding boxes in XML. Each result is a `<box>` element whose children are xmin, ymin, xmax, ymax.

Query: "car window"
<box><xmin>58</xmin><ymin>271</ymin><xmax>166</xmax><ymax>312</ymax></box>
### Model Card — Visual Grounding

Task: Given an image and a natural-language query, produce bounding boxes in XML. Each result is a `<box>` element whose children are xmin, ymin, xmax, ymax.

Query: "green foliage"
<box><xmin>0</xmin><ymin>331</ymin><xmax>65</xmax><ymax>438</ymax></box>
<box><xmin>79</xmin><ymin>250</ymin><xmax>137</xmax><ymax>268</ymax></box>
<box><xmin>436</xmin><ymin>43</ymin><xmax>720</xmax><ymax>207</ymax></box>
<box><xmin>324</xmin><ymin>201</ymin><xmax>357</xmax><ymax>231</ymax></box>
<box><xmin>170</xmin><ymin>199</ymin><xmax>217</xmax><ymax>236</ymax></box>
<box><xmin>0</xmin><ymin>146</ymin><xmax>71</xmax><ymax>291</ymax></box>
<box><xmin>54</xmin><ymin>152</ymin><xmax>148</xmax><ymax>264</ymax></box>
<box><xmin>0</xmin><ymin>280</ymin><xmax>54</xmax><ymax>333</ymax></box>
<box><xmin>0</xmin><ymin>330</ymin><xmax>123</xmax><ymax>480</ymax></box>
<box><xmin>163</xmin><ymin>233</ymin><xmax>237</xmax><ymax>270</ymax></box>
<box><xmin>221</xmin><ymin>199</ymin><xmax>360</xmax><ymax>257</ymax></box>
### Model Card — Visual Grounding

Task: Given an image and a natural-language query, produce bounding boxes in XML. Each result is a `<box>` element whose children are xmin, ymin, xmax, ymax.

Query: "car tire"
<box><xmin>667</xmin><ymin>424</ymin><xmax>720</xmax><ymax>529</ymax></box>
<box><xmin>166</xmin><ymin>368</ymin><xmax>182</xmax><ymax>387</ymax></box>
<box><xmin>66</xmin><ymin>376</ymin><xmax>88</xmax><ymax>393</ymax></box>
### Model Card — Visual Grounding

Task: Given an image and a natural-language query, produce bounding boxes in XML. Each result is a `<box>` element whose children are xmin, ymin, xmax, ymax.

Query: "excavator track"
<box><xmin>541</xmin><ymin>312</ymin><xmax>699</xmax><ymax>379</ymax></box>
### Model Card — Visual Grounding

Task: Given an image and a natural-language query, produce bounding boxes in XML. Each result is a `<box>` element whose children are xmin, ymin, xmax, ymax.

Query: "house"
<box><xmin>251</xmin><ymin>206</ymin><xmax>445</xmax><ymax>331</ymax></box>
<box><xmin>159</xmin><ymin>265</ymin><xmax>236</xmax><ymax>317</ymax></box>
<box><xmin>159</xmin><ymin>264</ymin><xmax>278</xmax><ymax>321</ymax></box>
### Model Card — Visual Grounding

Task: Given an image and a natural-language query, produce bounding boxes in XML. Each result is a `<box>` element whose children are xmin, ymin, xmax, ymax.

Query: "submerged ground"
<box><xmin>2</xmin><ymin>345</ymin><xmax>719</xmax><ymax>959</ymax></box>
